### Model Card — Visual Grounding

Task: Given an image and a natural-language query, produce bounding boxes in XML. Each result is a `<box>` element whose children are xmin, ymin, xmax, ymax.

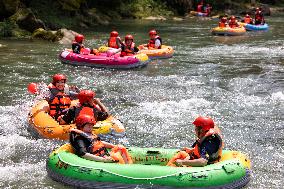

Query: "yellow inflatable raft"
<box><xmin>138</xmin><ymin>45</ymin><xmax>174</xmax><ymax>59</ymax></box>
<box><xmin>211</xmin><ymin>27</ymin><xmax>246</xmax><ymax>36</ymax></box>
<box><xmin>28</xmin><ymin>100</ymin><xmax>125</xmax><ymax>141</ymax></box>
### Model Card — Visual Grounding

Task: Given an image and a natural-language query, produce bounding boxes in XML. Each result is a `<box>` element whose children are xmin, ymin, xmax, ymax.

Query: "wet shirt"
<box><xmin>70</xmin><ymin>131</ymin><xmax>92</xmax><ymax>156</ymax></box>
<box><xmin>194</xmin><ymin>135</ymin><xmax>221</xmax><ymax>163</ymax></box>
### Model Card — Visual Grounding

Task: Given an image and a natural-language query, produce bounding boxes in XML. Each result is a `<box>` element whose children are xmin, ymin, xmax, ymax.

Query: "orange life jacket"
<box><xmin>191</xmin><ymin>127</ymin><xmax>223</xmax><ymax>162</ymax></box>
<box><xmin>108</xmin><ymin>37</ymin><xmax>121</xmax><ymax>49</ymax></box>
<box><xmin>244</xmin><ymin>17</ymin><xmax>252</xmax><ymax>24</ymax></box>
<box><xmin>48</xmin><ymin>83</ymin><xmax>71</xmax><ymax>118</ymax></box>
<box><xmin>228</xmin><ymin>21</ymin><xmax>238</xmax><ymax>28</ymax></box>
<box><xmin>121</xmin><ymin>42</ymin><xmax>136</xmax><ymax>56</ymax></box>
<box><xmin>147</xmin><ymin>36</ymin><xmax>162</xmax><ymax>49</ymax></box>
<box><xmin>218</xmin><ymin>22</ymin><xmax>226</xmax><ymax>28</ymax></box>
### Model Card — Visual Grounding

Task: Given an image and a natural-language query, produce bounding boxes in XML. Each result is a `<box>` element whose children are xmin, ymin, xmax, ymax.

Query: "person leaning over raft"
<box><xmin>46</xmin><ymin>73</ymin><xmax>79</xmax><ymax>121</ymax></box>
<box><xmin>59</xmin><ymin>90</ymin><xmax>109</xmax><ymax>125</ymax></box>
<box><xmin>167</xmin><ymin>116</ymin><xmax>223</xmax><ymax>167</ymax></box>
<box><xmin>120</xmin><ymin>34</ymin><xmax>139</xmax><ymax>57</ymax></box>
<box><xmin>70</xmin><ymin>114</ymin><xmax>133</xmax><ymax>164</ymax></box>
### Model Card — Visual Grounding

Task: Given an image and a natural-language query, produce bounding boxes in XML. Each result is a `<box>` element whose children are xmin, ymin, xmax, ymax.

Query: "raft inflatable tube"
<box><xmin>138</xmin><ymin>45</ymin><xmax>174</xmax><ymax>59</ymax></box>
<box><xmin>47</xmin><ymin>144</ymin><xmax>251</xmax><ymax>189</ymax></box>
<box><xmin>211</xmin><ymin>26</ymin><xmax>246</xmax><ymax>36</ymax></box>
<box><xmin>28</xmin><ymin>100</ymin><xmax>125</xmax><ymax>141</ymax></box>
<box><xmin>59</xmin><ymin>49</ymin><xmax>149</xmax><ymax>69</ymax></box>
<box><xmin>244</xmin><ymin>23</ymin><xmax>269</xmax><ymax>31</ymax></box>
<box><xmin>190</xmin><ymin>11</ymin><xmax>209</xmax><ymax>17</ymax></box>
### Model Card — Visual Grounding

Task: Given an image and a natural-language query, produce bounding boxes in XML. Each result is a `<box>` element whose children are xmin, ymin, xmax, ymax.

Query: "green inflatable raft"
<box><xmin>46</xmin><ymin>144</ymin><xmax>251</xmax><ymax>188</ymax></box>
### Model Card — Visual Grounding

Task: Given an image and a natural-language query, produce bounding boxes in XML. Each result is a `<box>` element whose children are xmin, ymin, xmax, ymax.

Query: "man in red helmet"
<box><xmin>46</xmin><ymin>74</ymin><xmax>79</xmax><ymax>120</ymax></box>
<box><xmin>72</xmin><ymin>34</ymin><xmax>85</xmax><ymax>54</ymax></box>
<box><xmin>218</xmin><ymin>17</ymin><xmax>228</xmax><ymax>28</ymax></box>
<box><xmin>108</xmin><ymin>31</ymin><xmax>123</xmax><ymax>49</ymax></box>
<box><xmin>254</xmin><ymin>7</ymin><xmax>265</xmax><ymax>25</ymax></box>
<box><xmin>120</xmin><ymin>34</ymin><xmax>139</xmax><ymax>57</ymax></box>
<box><xmin>167</xmin><ymin>116</ymin><xmax>223</xmax><ymax>167</ymax></box>
<box><xmin>59</xmin><ymin>89</ymin><xmax>109</xmax><ymax>125</ymax></box>
<box><xmin>228</xmin><ymin>16</ymin><xmax>239</xmax><ymax>28</ymax></box>
<box><xmin>70</xmin><ymin>114</ymin><xmax>133</xmax><ymax>164</ymax></box>
<box><xmin>145</xmin><ymin>29</ymin><xmax>162</xmax><ymax>49</ymax></box>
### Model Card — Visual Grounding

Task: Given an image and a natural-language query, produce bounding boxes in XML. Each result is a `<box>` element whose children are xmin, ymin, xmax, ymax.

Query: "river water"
<box><xmin>0</xmin><ymin>16</ymin><xmax>283</xmax><ymax>188</ymax></box>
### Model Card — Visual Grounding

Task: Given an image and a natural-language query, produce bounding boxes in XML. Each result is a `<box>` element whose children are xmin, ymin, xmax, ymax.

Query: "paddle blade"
<box><xmin>27</xmin><ymin>83</ymin><xmax>38</xmax><ymax>94</ymax></box>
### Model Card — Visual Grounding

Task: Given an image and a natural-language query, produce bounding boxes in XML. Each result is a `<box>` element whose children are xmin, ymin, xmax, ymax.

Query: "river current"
<box><xmin>0</xmin><ymin>16</ymin><xmax>283</xmax><ymax>188</ymax></box>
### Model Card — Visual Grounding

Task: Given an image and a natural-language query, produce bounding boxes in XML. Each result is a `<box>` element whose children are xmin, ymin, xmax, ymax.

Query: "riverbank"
<box><xmin>1</xmin><ymin>0</ymin><xmax>284</xmax><ymax>42</ymax></box>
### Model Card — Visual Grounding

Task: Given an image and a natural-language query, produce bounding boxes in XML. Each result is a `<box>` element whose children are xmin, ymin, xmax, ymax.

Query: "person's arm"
<box><xmin>101</xmin><ymin>141</ymin><xmax>115</xmax><ymax>148</ymax></box>
<box><xmin>176</xmin><ymin>157</ymin><xmax>208</xmax><ymax>167</ymax></box>
<box><xmin>154</xmin><ymin>39</ymin><xmax>161</xmax><ymax>49</ymax></box>
<box><xmin>59</xmin><ymin>107</ymin><xmax>75</xmax><ymax>125</ymax></box>
<box><xmin>94</xmin><ymin>98</ymin><xmax>109</xmax><ymax>113</ymax></box>
<box><xmin>82</xmin><ymin>153</ymin><xmax>114</xmax><ymax>162</ymax></box>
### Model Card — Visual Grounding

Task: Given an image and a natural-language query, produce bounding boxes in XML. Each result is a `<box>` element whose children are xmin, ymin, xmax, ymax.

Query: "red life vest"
<box><xmin>218</xmin><ymin>22</ymin><xmax>226</xmax><ymax>28</ymax></box>
<box><xmin>228</xmin><ymin>21</ymin><xmax>238</xmax><ymax>28</ymax></box>
<box><xmin>197</xmin><ymin>4</ymin><xmax>203</xmax><ymax>12</ymax></box>
<box><xmin>121</xmin><ymin>42</ymin><xmax>136</xmax><ymax>56</ymax></box>
<box><xmin>108</xmin><ymin>37</ymin><xmax>121</xmax><ymax>49</ymax></box>
<box><xmin>48</xmin><ymin>83</ymin><xmax>71</xmax><ymax>118</ymax></box>
<box><xmin>191</xmin><ymin>127</ymin><xmax>223</xmax><ymax>162</ymax></box>
<box><xmin>147</xmin><ymin>36</ymin><xmax>162</xmax><ymax>49</ymax></box>
<box><xmin>244</xmin><ymin>17</ymin><xmax>252</xmax><ymax>24</ymax></box>
<box><xmin>255</xmin><ymin>13</ymin><xmax>263</xmax><ymax>21</ymax></box>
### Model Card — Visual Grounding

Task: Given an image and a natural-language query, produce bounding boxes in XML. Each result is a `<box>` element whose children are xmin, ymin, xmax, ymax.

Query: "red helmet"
<box><xmin>245</xmin><ymin>14</ymin><xmax>250</xmax><ymax>18</ymax></box>
<box><xmin>193</xmin><ymin>116</ymin><xmax>215</xmax><ymax>131</ymax></box>
<box><xmin>149</xmin><ymin>30</ymin><xmax>157</xmax><ymax>36</ymax></box>
<box><xmin>110</xmin><ymin>31</ymin><xmax>119</xmax><ymax>37</ymax></box>
<box><xmin>76</xmin><ymin>114</ymin><xmax>96</xmax><ymax>128</ymax></box>
<box><xmin>78</xmin><ymin>90</ymin><xmax>95</xmax><ymax>104</ymax></box>
<box><xmin>75</xmin><ymin>34</ymin><xmax>84</xmax><ymax>43</ymax></box>
<box><xmin>125</xmin><ymin>34</ymin><xmax>134</xmax><ymax>41</ymax></box>
<box><xmin>230</xmin><ymin>16</ymin><xmax>236</xmax><ymax>20</ymax></box>
<box><xmin>52</xmin><ymin>74</ymin><xmax>66</xmax><ymax>84</ymax></box>
<box><xmin>221</xmin><ymin>17</ymin><xmax>227</xmax><ymax>22</ymax></box>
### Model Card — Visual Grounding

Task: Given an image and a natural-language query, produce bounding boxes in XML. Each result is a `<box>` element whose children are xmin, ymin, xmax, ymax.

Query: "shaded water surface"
<box><xmin>0</xmin><ymin>16</ymin><xmax>283</xmax><ymax>188</ymax></box>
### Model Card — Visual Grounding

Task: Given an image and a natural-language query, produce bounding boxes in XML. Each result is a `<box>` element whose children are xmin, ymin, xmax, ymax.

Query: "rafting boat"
<box><xmin>243</xmin><ymin>23</ymin><xmax>269</xmax><ymax>31</ymax></box>
<box><xmin>28</xmin><ymin>100</ymin><xmax>125</xmax><ymax>141</ymax></box>
<box><xmin>47</xmin><ymin>144</ymin><xmax>251</xmax><ymax>189</ymax></box>
<box><xmin>211</xmin><ymin>26</ymin><xmax>246</xmax><ymax>36</ymax></box>
<box><xmin>59</xmin><ymin>49</ymin><xmax>149</xmax><ymax>69</ymax></box>
<box><xmin>138</xmin><ymin>45</ymin><xmax>174</xmax><ymax>59</ymax></box>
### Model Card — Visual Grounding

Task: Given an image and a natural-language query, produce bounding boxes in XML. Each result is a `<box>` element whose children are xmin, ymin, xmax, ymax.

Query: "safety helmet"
<box><xmin>230</xmin><ymin>16</ymin><xmax>236</xmax><ymax>20</ymax></box>
<box><xmin>149</xmin><ymin>30</ymin><xmax>157</xmax><ymax>36</ymax></box>
<box><xmin>75</xmin><ymin>34</ymin><xmax>84</xmax><ymax>43</ymax></box>
<box><xmin>76</xmin><ymin>114</ymin><xmax>96</xmax><ymax>128</ymax></box>
<box><xmin>52</xmin><ymin>74</ymin><xmax>66</xmax><ymax>84</ymax></box>
<box><xmin>193</xmin><ymin>116</ymin><xmax>215</xmax><ymax>131</ymax></box>
<box><xmin>125</xmin><ymin>34</ymin><xmax>134</xmax><ymax>41</ymax></box>
<box><xmin>256</xmin><ymin>7</ymin><xmax>260</xmax><ymax>11</ymax></box>
<box><xmin>245</xmin><ymin>14</ymin><xmax>250</xmax><ymax>18</ymax></box>
<box><xmin>221</xmin><ymin>17</ymin><xmax>227</xmax><ymax>22</ymax></box>
<box><xmin>110</xmin><ymin>31</ymin><xmax>119</xmax><ymax>37</ymax></box>
<box><xmin>78</xmin><ymin>90</ymin><xmax>95</xmax><ymax>104</ymax></box>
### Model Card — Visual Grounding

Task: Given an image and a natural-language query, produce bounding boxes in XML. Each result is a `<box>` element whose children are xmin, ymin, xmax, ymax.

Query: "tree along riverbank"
<box><xmin>1</xmin><ymin>0</ymin><xmax>284</xmax><ymax>42</ymax></box>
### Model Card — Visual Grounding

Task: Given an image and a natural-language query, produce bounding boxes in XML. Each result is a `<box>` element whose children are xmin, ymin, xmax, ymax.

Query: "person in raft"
<box><xmin>120</xmin><ymin>34</ymin><xmax>139</xmax><ymax>57</ymax></box>
<box><xmin>228</xmin><ymin>16</ymin><xmax>239</xmax><ymax>28</ymax></box>
<box><xmin>167</xmin><ymin>116</ymin><xmax>223</xmax><ymax>167</ymax></box>
<box><xmin>70</xmin><ymin>114</ymin><xmax>133</xmax><ymax>164</ymax></box>
<box><xmin>254</xmin><ymin>7</ymin><xmax>265</xmax><ymax>25</ymax></box>
<box><xmin>218</xmin><ymin>17</ymin><xmax>228</xmax><ymax>28</ymax></box>
<box><xmin>72</xmin><ymin>34</ymin><xmax>85</xmax><ymax>54</ymax></box>
<box><xmin>140</xmin><ymin>29</ymin><xmax>162</xmax><ymax>50</ymax></box>
<box><xmin>243</xmin><ymin>14</ymin><xmax>253</xmax><ymax>24</ymax></box>
<box><xmin>108</xmin><ymin>31</ymin><xmax>123</xmax><ymax>49</ymax></box>
<box><xmin>46</xmin><ymin>74</ymin><xmax>79</xmax><ymax>121</ymax></box>
<box><xmin>59</xmin><ymin>89</ymin><xmax>109</xmax><ymax>125</ymax></box>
